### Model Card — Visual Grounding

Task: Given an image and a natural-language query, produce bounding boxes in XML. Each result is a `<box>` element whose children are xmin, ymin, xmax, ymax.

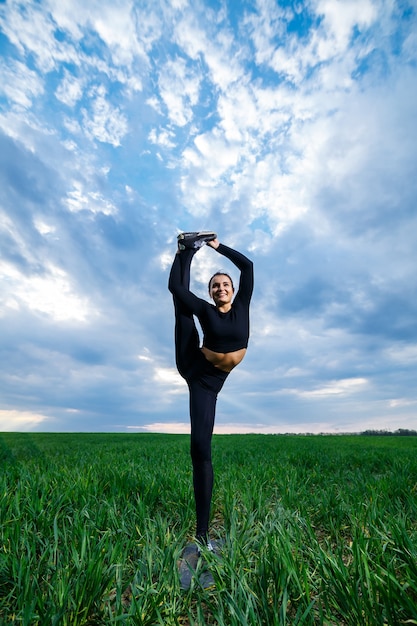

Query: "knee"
<box><xmin>190</xmin><ymin>435</ymin><xmax>211</xmax><ymax>465</ymax></box>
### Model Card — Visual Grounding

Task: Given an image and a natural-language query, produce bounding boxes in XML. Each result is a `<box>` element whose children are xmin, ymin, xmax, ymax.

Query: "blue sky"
<box><xmin>1</xmin><ymin>0</ymin><xmax>416</xmax><ymax>434</ymax></box>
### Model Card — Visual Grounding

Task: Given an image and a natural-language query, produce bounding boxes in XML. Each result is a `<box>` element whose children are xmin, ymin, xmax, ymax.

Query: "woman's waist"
<box><xmin>201</xmin><ymin>346</ymin><xmax>247</xmax><ymax>372</ymax></box>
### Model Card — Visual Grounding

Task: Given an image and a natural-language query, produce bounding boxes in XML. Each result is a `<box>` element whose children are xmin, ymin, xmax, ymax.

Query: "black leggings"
<box><xmin>169</xmin><ymin>249</ymin><xmax>229</xmax><ymax>539</ymax></box>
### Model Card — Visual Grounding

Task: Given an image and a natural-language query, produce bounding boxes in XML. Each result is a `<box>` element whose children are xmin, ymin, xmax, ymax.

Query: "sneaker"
<box><xmin>196</xmin><ymin>536</ymin><xmax>215</xmax><ymax>555</ymax></box>
<box><xmin>177</xmin><ymin>231</ymin><xmax>217</xmax><ymax>250</ymax></box>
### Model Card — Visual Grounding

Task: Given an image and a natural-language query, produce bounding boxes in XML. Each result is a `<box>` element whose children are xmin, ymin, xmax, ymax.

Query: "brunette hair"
<box><xmin>208</xmin><ymin>272</ymin><xmax>234</xmax><ymax>292</ymax></box>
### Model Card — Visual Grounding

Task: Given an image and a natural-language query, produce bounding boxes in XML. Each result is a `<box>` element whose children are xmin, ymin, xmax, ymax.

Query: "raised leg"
<box><xmin>169</xmin><ymin>249</ymin><xmax>200</xmax><ymax>378</ymax></box>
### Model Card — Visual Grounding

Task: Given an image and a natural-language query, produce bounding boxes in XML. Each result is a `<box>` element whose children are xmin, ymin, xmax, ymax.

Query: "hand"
<box><xmin>207</xmin><ymin>238</ymin><xmax>219</xmax><ymax>249</ymax></box>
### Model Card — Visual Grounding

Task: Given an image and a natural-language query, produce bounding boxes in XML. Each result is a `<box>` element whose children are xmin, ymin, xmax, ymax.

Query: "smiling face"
<box><xmin>208</xmin><ymin>273</ymin><xmax>234</xmax><ymax>310</ymax></box>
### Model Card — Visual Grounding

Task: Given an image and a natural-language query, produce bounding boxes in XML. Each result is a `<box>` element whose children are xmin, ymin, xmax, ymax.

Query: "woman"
<box><xmin>168</xmin><ymin>231</ymin><xmax>254</xmax><ymax>548</ymax></box>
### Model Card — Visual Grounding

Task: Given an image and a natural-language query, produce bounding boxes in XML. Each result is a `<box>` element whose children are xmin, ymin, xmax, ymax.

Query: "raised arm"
<box><xmin>208</xmin><ymin>240</ymin><xmax>254</xmax><ymax>304</ymax></box>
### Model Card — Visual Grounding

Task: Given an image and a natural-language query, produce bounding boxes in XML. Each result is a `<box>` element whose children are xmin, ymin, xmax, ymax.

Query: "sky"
<box><xmin>0</xmin><ymin>0</ymin><xmax>416</xmax><ymax>434</ymax></box>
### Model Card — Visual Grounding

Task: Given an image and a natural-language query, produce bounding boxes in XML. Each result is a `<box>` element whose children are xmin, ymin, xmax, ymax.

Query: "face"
<box><xmin>209</xmin><ymin>274</ymin><xmax>234</xmax><ymax>307</ymax></box>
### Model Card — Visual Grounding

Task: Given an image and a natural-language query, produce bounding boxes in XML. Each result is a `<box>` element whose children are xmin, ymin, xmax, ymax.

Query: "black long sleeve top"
<box><xmin>169</xmin><ymin>244</ymin><xmax>254</xmax><ymax>353</ymax></box>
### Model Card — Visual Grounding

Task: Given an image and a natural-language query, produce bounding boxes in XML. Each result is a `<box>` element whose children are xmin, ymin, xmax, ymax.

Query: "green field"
<box><xmin>1</xmin><ymin>432</ymin><xmax>416</xmax><ymax>625</ymax></box>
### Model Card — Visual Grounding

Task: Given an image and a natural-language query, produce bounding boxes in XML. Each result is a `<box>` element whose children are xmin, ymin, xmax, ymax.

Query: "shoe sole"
<box><xmin>178</xmin><ymin>231</ymin><xmax>217</xmax><ymax>241</ymax></box>
<box><xmin>177</xmin><ymin>231</ymin><xmax>217</xmax><ymax>250</ymax></box>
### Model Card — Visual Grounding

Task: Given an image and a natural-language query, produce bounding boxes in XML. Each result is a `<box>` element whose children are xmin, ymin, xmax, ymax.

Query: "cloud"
<box><xmin>0</xmin><ymin>410</ymin><xmax>48</xmax><ymax>431</ymax></box>
<box><xmin>291</xmin><ymin>377</ymin><xmax>369</xmax><ymax>398</ymax></box>
<box><xmin>55</xmin><ymin>69</ymin><xmax>84</xmax><ymax>107</ymax></box>
<box><xmin>81</xmin><ymin>85</ymin><xmax>128</xmax><ymax>146</ymax></box>
<box><xmin>0</xmin><ymin>59</ymin><xmax>44</xmax><ymax>108</ymax></box>
<box><xmin>157</xmin><ymin>57</ymin><xmax>201</xmax><ymax>127</ymax></box>
<box><xmin>175</xmin><ymin>9</ymin><xmax>245</xmax><ymax>90</ymax></box>
<box><xmin>0</xmin><ymin>260</ymin><xmax>96</xmax><ymax>322</ymax></box>
<box><xmin>153</xmin><ymin>366</ymin><xmax>187</xmax><ymax>391</ymax></box>
<box><xmin>64</xmin><ymin>180</ymin><xmax>118</xmax><ymax>215</ymax></box>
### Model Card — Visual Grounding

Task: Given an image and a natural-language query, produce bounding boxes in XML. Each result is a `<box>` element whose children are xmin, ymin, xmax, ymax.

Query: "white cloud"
<box><xmin>194</xmin><ymin>129</ymin><xmax>240</xmax><ymax>172</ymax></box>
<box><xmin>64</xmin><ymin>180</ymin><xmax>117</xmax><ymax>215</ymax></box>
<box><xmin>153</xmin><ymin>367</ymin><xmax>186</xmax><ymax>389</ymax></box>
<box><xmin>157</xmin><ymin>56</ymin><xmax>201</xmax><ymax>127</ymax></box>
<box><xmin>33</xmin><ymin>218</ymin><xmax>56</xmax><ymax>236</ymax></box>
<box><xmin>243</xmin><ymin>0</ymin><xmax>288</xmax><ymax>64</ymax></box>
<box><xmin>45</xmin><ymin>0</ymin><xmax>159</xmax><ymax>64</ymax></box>
<box><xmin>132</xmin><ymin>419</ymin><xmax>375</xmax><ymax>435</ymax></box>
<box><xmin>292</xmin><ymin>378</ymin><xmax>369</xmax><ymax>399</ymax></box>
<box><xmin>55</xmin><ymin>70</ymin><xmax>84</xmax><ymax>106</ymax></box>
<box><xmin>175</xmin><ymin>11</ymin><xmax>245</xmax><ymax>90</ymax></box>
<box><xmin>0</xmin><ymin>261</ymin><xmax>95</xmax><ymax>322</ymax></box>
<box><xmin>148</xmin><ymin>127</ymin><xmax>176</xmax><ymax>149</ymax></box>
<box><xmin>82</xmin><ymin>85</ymin><xmax>128</xmax><ymax>146</ymax></box>
<box><xmin>93</xmin><ymin>6</ymin><xmax>146</xmax><ymax>65</ymax></box>
<box><xmin>131</xmin><ymin>421</ymin><xmax>190</xmax><ymax>433</ymax></box>
<box><xmin>0</xmin><ymin>59</ymin><xmax>44</xmax><ymax>108</ymax></box>
<box><xmin>0</xmin><ymin>409</ymin><xmax>48</xmax><ymax>430</ymax></box>
<box><xmin>388</xmin><ymin>398</ymin><xmax>417</xmax><ymax>409</ymax></box>
<box><xmin>316</xmin><ymin>0</ymin><xmax>378</xmax><ymax>53</ymax></box>
<box><xmin>385</xmin><ymin>344</ymin><xmax>417</xmax><ymax>364</ymax></box>
<box><xmin>0</xmin><ymin>1</ymin><xmax>80</xmax><ymax>72</ymax></box>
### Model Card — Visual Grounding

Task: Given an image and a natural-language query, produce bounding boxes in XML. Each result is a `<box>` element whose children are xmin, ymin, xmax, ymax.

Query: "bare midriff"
<box><xmin>201</xmin><ymin>346</ymin><xmax>247</xmax><ymax>373</ymax></box>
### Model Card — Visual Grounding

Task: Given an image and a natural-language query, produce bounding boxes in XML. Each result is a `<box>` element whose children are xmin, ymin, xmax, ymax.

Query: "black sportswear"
<box><xmin>168</xmin><ymin>243</ymin><xmax>253</xmax><ymax>540</ymax></box>
<box><xmin>169</xmin><ymin>243</ymin><xmax>254</xmax><ymax>353</ymax></box>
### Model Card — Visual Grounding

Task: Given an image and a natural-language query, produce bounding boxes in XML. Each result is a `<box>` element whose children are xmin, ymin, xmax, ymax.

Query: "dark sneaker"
<box><xmin>178</xmin><ymin>231</ymin><xmax>217</xmax><ymax>250</ymax></box>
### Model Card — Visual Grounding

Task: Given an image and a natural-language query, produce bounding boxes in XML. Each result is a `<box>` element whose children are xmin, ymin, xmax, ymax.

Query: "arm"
<box><xmin>208</xmin><ymin>240</ymin><xmax>254</xmax><ymax>303</ymax></box>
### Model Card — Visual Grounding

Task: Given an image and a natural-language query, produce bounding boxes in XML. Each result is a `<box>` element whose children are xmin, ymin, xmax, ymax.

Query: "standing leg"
<box><xmin>189</xmin><ymin>380</ymin><xmax>218</xmax><ymax>543</ymax></box>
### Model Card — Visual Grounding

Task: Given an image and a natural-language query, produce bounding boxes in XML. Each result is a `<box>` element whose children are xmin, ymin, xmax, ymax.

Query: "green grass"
<box><xmin>1</xmin><ymin>432</ymin><xmax>417</xmax><ymax>625</ymax></box>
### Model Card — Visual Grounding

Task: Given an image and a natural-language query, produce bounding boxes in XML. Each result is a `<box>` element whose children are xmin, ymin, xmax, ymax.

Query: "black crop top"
<box><xmin>170</xmin><ymin>243</ymin><xmax>254</xmax><ymax>353</ymax></box>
